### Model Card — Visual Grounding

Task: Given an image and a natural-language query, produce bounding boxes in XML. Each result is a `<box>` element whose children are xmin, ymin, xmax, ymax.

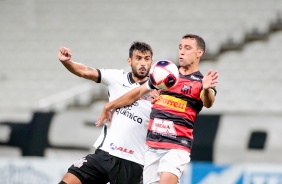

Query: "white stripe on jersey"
<box><xmin>93</xmin><ymin>69</ymin><xmax>152</xmax><ymax>165</ymax></box>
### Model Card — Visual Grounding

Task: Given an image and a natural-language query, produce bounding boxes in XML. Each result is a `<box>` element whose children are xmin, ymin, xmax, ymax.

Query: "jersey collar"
<box><xmin>128</xmin><ymin>72</ymin><xmax>148</xmax><ymax>85</ymax></box>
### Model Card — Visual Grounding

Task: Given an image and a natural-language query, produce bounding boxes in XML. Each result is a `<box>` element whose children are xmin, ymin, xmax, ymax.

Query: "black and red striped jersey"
<box><xmin>146</xmin><ymin>71</ymin><xmax>207</xmax><ymax>153</ymax></box>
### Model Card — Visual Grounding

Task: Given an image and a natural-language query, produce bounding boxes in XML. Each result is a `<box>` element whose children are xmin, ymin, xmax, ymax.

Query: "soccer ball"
<box><xmin>149</xmin><ymin>60</ymin><xmax>179</xmax><ymax>90</ymax></box>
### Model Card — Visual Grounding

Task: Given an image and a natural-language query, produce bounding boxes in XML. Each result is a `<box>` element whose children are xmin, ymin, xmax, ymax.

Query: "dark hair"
<box><xmin>182</xmin><ymin>34</ymin><xmax>206</xmax><ymax>53</ymax></box>
<box><xmin>129</xmin><ymin>41</ymin><xmax>153</xmax><ymax>58</ymax></box>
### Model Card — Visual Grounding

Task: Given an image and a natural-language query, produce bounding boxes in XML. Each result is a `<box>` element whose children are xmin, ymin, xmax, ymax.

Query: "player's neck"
<box><xmin>131</xmin><ymin>74</ymin><xmax>148</xmax><ymax>83</ymax></box>
<box><xmin>179</xmin><ymin>65</ymin><xmax>198</xmax><ymax>75</ymax></box>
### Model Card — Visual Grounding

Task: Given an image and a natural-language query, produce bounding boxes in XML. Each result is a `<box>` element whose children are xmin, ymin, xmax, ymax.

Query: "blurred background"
<box><xmin>1</xmin><ymin>0</ymin><xmax>282</xmax><ymax>183</ymax></box>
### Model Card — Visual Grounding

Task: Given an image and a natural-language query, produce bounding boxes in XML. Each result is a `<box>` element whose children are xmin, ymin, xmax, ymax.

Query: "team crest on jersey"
<box><xmin>73</xmin><ymin>157</ymin><xmax>87</xmax><ymax>168</ymax></box>
<box><xmin>181</xmin><ymin>84</ymin><xmax>192</xmax><ymax>95</ymax></box>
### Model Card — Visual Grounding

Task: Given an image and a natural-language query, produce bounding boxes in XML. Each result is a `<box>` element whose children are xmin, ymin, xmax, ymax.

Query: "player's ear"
<box><xmin>127</xmin><ymin>58</ymin><xmax>132</xmax><ymax>66</ymax></box>
<box><xmin>197</xmin><ymin>49</ymin><xmax>204</xmax><ymax>58</ymax></box>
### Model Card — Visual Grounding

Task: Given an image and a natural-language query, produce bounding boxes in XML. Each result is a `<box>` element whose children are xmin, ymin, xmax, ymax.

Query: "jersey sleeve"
<box><xmin>146</xmin><ymin>80</ymin><xmax>157</xmax><ymax>90</ymax></box>
<box><xmin>97</xmin><ymin>69</ymin><xmax>123</xmax><ymax>85</ymax></box>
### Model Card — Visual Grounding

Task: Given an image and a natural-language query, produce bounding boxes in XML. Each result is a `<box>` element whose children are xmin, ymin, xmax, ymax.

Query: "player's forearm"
<box><xmin>106</xmin><ymin>85</ymin><xmax>149</xmax><ymax>110</ymax></box>
<box><xmin>201</xmin><ymin>88</ymin><xmax>215</xmax><ymax>108</ymax></box>
<box><xmin>107</xmin><ymin>88</ymin><xmax>141</xmax><ymax>110</ymax></box>
<box><xmin>61</xmin><ymin>60</ymin><xmax>86</xmax><ymax>77</ymax></box>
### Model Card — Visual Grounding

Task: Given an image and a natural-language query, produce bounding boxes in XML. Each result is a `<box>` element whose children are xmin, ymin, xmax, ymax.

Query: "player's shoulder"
<box><xmin>180</xmin><ymin>71</ymin><xmax>203</xmax><ymax>81</ymax></box>
<box><xmin>192</xmin><ymin>71</ymin><xmax>204</xmax><ymax>80</ymax></box>
<box><xmin>100</xmin><ymin>68</ymin><xmax>129</xmax><ymax>77</ymax></box>
<box><xmin>99</xmin><ymin>68</ymin><xmax>124</xmax><ymax>73</ymax></box>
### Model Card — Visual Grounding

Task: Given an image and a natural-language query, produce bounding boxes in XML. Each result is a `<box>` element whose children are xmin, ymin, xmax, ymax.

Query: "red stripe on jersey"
<box><xmin>146</xmin><ymin>140</ymin><xmax>191</xmax><ymax>153</ymax></box>
<box><xmin>152</xmin><ymin>104</ymin><xmax>197</xmax><ymax>122</ymax></box>
<box><xmin>147</xmin><ymin>119</ymin><xmax>153</xmax><ymax>130</ymax></box>
<box><xmin>167</xmin><ymin>77</ymin><xmax>202</xmax><ymax>101</ymax></box>
<box><xmin>174</xmin><ymin>123</ymin><xmax>193</xmax><ymax>139</ymax></box>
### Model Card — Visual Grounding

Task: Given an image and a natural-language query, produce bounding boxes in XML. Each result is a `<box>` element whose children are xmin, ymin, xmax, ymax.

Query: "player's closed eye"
<box><xmin>136</xmin><ymin>56</ymin><xmax>142</xmax><ymax>60</ymax></box>
<box><xmin>145</xmin><ymin>57</ymin><xmax>151</xmax><ymax>61</ymax></box>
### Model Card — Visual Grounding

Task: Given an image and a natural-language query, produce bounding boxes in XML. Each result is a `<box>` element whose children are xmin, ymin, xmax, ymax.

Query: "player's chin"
<box><xmin>138</xmin><ymin>71</ymin><xmax>147</xmax><ymax>77</ymax></box>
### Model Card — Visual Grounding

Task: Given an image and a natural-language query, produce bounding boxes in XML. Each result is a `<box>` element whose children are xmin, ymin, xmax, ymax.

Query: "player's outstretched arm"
<box><xmin>95</xmin><ymin>84</ymin><xmax>150</xmax><ymax>126</ymax></box>
<box><xmin>58</xmin><ymin>47</ymin><xmax>99</xmax><ymax>82</ymax></box>
<box><xmin>201</xmin><ymin>69</ymin><xmax>218</xmax><ymax>108</ymax></box>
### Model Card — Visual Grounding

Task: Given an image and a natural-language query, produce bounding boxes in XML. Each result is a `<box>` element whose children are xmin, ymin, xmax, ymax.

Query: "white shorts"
<box><xmin>143</xmin><ymin>148</ymin><xmax>191</xmax><ymax>184</ymax></box>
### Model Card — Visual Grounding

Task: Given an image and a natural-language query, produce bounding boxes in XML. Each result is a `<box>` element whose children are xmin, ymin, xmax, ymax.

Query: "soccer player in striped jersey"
<box><xmin>58</xmin><ymin>41</ymin><xmax>153</xmax><ymax>184</ymax></box>
<box><xmin>96</xmin><ymin>34</ymin><xmax>218</xmax><ymax>184</ymax></box>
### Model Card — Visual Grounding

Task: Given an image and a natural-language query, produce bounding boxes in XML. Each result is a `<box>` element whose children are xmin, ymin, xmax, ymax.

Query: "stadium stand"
<box><xmin>1</xmin><ymin>0</ymin><xmax>282</xmax><ymax>114</ymax></box>
<box><xmin>201</xmin><ymin>31</ymin><xmax>282</xmax><ymax>114</ymax></box>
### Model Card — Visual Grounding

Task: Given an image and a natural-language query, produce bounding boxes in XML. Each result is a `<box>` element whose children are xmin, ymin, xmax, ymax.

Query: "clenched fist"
<box><xmin>58</xmin><ymin>47</ymin><xmax>72</xmax><ymax>62</ymax></box>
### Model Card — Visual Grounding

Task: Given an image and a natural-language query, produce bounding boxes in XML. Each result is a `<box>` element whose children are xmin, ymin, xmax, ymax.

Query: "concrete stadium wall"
<box><xmin>0</xmin><ymin>110</ymin><xmax>281</xmax><ymax>164</ymax></box>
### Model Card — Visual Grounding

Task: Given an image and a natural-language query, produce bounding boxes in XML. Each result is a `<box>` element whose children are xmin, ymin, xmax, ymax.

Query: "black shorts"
<box><xmin>67</xmin><ymin>149</ymin><xmax>143</xmax><ymax>184</ymax></box>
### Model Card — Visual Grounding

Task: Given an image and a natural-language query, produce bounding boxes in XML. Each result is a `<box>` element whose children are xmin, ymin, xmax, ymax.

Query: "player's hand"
<box><xmin>150</xmin><ymin>89</ymin><xmax>160</xmax><ymax>104</ymax></box>
<box><xmin>58</xmin><ymin>47</ymin><xmax>72</xmax><ymax>62</ymax></box>
<box><xmin>95</xmin><ymin>103</ymin><xmax>114</xmax><ymax>127</ymax></box>
<box><xmin>202</xmin><ymin>69</ymin><xmax>218</xmax><ymax>90</ymax></box>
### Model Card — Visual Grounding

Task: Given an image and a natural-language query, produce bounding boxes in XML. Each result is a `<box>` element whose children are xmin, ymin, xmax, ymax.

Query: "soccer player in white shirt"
<box><xmin>57</xmin><ymin>42</ymin><xmax>153</xmax><ymax>184</ymax></box>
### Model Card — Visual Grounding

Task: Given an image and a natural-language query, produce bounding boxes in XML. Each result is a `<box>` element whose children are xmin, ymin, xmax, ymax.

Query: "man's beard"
<box><xmin>132</xmin><ymin>67</ymin><xmax>149</xmax><ymax>79</ymax></box>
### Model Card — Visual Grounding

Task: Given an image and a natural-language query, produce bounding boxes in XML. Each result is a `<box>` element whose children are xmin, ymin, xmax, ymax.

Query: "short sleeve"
<box><xmin>146</xmin><ymin>80</ymin><xmax>157</xmax><ymax>90</ymax></box>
